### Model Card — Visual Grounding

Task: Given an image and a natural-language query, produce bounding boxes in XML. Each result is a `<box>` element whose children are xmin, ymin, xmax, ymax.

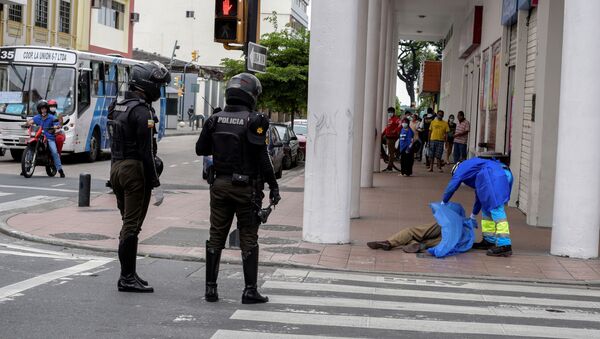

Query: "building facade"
<box><xmin>261</xmin><ymin>0</ymin><xmax>309</xmax><ymax>34</ymax></box>
<box><xmin>0</xmin><ymin>0</ymin><xmax>134</xmax><ymax>57</ymax></box>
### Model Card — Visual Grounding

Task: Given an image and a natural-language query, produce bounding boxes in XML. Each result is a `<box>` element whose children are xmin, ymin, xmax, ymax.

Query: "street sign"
<box><xmin>247</xmin><ymin>42</ymin><xmax>267</xmax><ymax>73</ymax></box>
<box><xmin>190</xmin><ymin>84</ymin><xmax>200</xmax><ymax>93</ymax></box>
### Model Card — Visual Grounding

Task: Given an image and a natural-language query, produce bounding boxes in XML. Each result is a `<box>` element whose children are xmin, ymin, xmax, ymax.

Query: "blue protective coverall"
<box><xmin>442</xmin><ymin>158</ymin><xmax>513</xmax><ymax>246</ymax></box>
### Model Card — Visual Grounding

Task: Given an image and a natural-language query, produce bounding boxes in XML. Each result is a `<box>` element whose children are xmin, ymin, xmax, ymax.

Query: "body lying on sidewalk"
<box><xmin>367</xmin><ymin>223</ymin><xmax>442</xmax><ymax>253</ymax></box>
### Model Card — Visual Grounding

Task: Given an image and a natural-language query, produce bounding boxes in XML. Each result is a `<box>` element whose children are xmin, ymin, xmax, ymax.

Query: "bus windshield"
<box><xmin>0</xmin><ymin>65</ymin><xmax>75</xmax><ymax>117</ymax></box>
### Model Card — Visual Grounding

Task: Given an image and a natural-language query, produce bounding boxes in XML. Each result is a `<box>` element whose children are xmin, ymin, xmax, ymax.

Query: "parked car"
<box><xmin>272</xmin><ymin>123</ymin><xmax>299</xmax><ymax>169</ymax></box>
<box><xmin>202</xmin><ymin>125</ymin><xmax>284</xmax><ymax>181</ymax></box>
<box><xmin>291</xmin><ymin>122</ymin><xmax>307</xmax><ymax>162</ymax></box>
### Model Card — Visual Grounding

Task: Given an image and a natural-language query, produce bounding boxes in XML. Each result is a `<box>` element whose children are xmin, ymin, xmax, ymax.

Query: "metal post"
<box><xmin>244</xmin><ymin>0</ymin><xmax>260</xmax><ymax>73</ymax></box>
<box><xmin>79</xmin><ymin>173</ymin><xmax>91</xmax><ymax>207</ymax></box>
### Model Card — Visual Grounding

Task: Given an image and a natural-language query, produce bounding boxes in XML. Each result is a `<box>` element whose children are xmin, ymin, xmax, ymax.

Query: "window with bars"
<box><xmin>59</xmin><ymin>0</ymin><xmax>71</xmax><ymax>33</ymax></box>
<box><xmin>8</xmin><ymin>5</ymin><xmax>23</xmax><ymax>23</ymax></box>
<box><xmin>98</xmin><ymin>0</ymin><xmax>125</xmax><ymax>30</ymax></box>
<box><xmin>35</xmin><ymin>0</ymin><xmax>49</xmax><ymax>28</ymax></box>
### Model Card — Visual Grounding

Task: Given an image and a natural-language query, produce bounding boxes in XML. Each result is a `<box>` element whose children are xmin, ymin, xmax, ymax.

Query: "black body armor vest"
<box><xmin>108</xmin><ymin>98</ymin><xmax>149</xmax><ymax>161</ymax></box>
<box><xmin>211</xmin><ymin>110</ymin><xmax>259</xmax><ymax>177</ymax></box>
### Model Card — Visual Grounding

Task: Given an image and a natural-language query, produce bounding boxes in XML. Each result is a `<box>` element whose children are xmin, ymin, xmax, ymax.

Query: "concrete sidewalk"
<box><xmin>3</xmin><ymin>162</ymin><xmax>600</xmax><ymax>285</ymax></box>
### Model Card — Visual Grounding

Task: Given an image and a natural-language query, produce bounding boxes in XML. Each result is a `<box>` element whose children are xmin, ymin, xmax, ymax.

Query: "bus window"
<box><xmin>78</xmin><ymin>70</ymin><xmax>91</xmax><ymax>115</ymax></box>
<box><xmin>30</xmin><ymin>66</ymin><xmax>75</xmax><ymax>116</ymax></box>
<box><xmin>92</xmin><ymin>61</ymin><xmax>104</xmax><ymax>96</ymax></box>
<box><xmin>0</xmin><ymin>64</ymin><xmax>31</xmax><ymax>116</ymax></box>
<box><xmin>117</xmin><ymin>65</ymin><xmax>129</xmax><ymax>97</ymax></box>
<box><xmin>105</xmin><ymin>64</ymin><xmax>118</xmax><ymax>97</ymax></box>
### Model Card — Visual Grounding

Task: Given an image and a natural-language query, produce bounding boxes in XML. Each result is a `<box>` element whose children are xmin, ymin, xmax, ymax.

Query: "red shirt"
<box><xmin>384</xmin><ymin>116</ymin><xmax>401</xmax><ymax>138</ymax></box>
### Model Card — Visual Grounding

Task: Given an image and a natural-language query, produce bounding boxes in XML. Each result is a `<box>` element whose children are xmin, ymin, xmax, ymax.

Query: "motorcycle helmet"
<box><xmin>129</xmin><ymin>61</ymin><xmax>171</xmax><ymax>102</ymax></box>
<box><xmin>36</xmin><ymin>100</ymin><xmax>50</xmax><ymax>114</ymax></box>
<box><xmin>225</xmin><ymin>73</ymin><xmax>262</xmax><ymax>110</ymax></box>
<box><xmin>47</xmin><ymin>99</ymin><xmax>58</xmax><ymax>108</ymax></box>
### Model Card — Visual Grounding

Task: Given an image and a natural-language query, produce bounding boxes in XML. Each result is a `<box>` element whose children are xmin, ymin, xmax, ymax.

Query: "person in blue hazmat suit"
<box><xmin>442</xmin><ymin>156</ymin><xmax>514</xmax><ymax>257</ymax></box>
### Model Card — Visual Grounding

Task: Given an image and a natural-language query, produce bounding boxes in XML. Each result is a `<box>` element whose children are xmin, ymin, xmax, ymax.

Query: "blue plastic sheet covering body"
<box><xmin>427</xmin><ymin>202</ymin><xmax>476</xmax><ymax>258</ymax></box>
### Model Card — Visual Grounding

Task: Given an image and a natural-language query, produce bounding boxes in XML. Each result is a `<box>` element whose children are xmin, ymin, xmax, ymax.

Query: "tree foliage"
<box><xmin>220</xmin><ymin>15</ymin><xmax>309</xmax><ymax>116</ymax></box>
<box><xmin>396</xmin><ymin>40</ymin><xmax>442</xmax><ymax>105</ymax></box>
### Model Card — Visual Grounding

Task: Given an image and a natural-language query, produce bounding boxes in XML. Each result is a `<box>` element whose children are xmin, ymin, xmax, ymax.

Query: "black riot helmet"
<box><xmin>36</xmin><ymin>100</ymin><xmax>50</xmax><ymax>115</ymax></box>
<box><xmin>129</xmin><ymin>61</ymin><xmax>171</xmax><ymax>102</ymax></box>
<box><xmin>225</xmin><ymin>73</ymin><xmax>262</xmax><ymax>110</ymax></box>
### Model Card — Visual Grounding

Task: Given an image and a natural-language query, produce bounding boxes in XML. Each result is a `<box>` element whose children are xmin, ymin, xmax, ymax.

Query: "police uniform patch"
<box><xmin>114</xmin><ymin>105</ymin><xmax>129</xmax><ymax>112</ymax></box>
<box><xmin>257</xmin><ymin>127</ymin><xmax>263</xmax><ymax>135</ymax></box>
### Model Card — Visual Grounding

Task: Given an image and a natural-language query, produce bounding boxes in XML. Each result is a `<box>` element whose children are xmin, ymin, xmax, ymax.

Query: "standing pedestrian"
<box><xmin>419</xmin><ymin>108</ymin><xmax>435</xmax><ymax>166</ymax></box>
<box><xmin>187</xmin><ymin>105</ymin><xmax>194</xmax><ymax>127</ymax></box>
<box><xmin>398</xmin><ymin>118</ymin><xmax>415</xmax><ymax>176</ymax></box>
<box><xmin>453</xmin><ymin>111</ymin><xmax>471</xmax><ymax>163</ymax></box>
<box><xmin>382</xmin><ymin>107</ymin><xmax>401</xmax><ymax>172</ymax></box>
<box><xmin>196</xmin><ymin>73</ymin><xmax>281</xmax><ymax>304</ymax></box>
<box><xmin>428</xmin><ymin>110</ymin><xmax>449</xmax><ymax>172</ymax></box>
<box><xmin>445</xmin><ymin>114</ymin><xmax>457</xmax><ymax>164</ymax></box>
<box><xmin>108</xmin><ymin>61</ymin><xmax>171</xmax><ymax>293</ymax></box>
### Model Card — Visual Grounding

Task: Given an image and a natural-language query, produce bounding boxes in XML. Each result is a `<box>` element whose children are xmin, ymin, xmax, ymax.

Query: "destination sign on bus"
<box><xmin>0</xmin><ymin>48</ymin><xmax>77</xmax><ymax>65</ymax></box>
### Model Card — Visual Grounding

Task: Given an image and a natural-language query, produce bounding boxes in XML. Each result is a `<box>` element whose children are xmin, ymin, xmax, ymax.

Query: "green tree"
<box><xmin>396</xmin><ymin>40</ymin><xmax>442</xmax><ymax>106</ymax></box>
<box><xmin>220</xmin><ymin>16</ymin><xmax>309</xmax><ymax>119</ymax></box>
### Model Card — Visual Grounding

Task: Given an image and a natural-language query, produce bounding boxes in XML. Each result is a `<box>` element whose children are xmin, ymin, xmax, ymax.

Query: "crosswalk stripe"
<box><xmin>230</xmin><ymin>310</ymin><xmax>600</xmax><ymax>338</ymax></box>
<box><xmin>0</xmin><ymin>259</ymin><xmax>112</xmax><ymax>300</ymax></box>
<box><xmin>273</xmin><ymin>269</ymin><xmax>600</xmax><ymax>298</ymax></box>
<box><xmin>211</xmin><ymin>330</ymin><xmax>356</xmax><ymax>339</ymax></box>
<box><xmin>0</xmin><ymin>195</ymin><xmax>66</xmax><ymax>212</ymax></box>
<box><xmin>0</xmin><ymin>192</ymin><xmax>14</xmax><ymax>197</ymax></box>
<box><xmin>268</xmin><ymin>294</ymin><xmax>600</xmax><ymax>322</ymax></box>
<box><xmin>262</xmin><ymin>281</ymin><xmax>600</xmax><ymax>309</ymax></box>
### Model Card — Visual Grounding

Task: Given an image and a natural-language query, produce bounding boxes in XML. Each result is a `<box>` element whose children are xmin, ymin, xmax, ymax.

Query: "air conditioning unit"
<box><xmin>130</xmin><ymin>12</ymin><xmax>140</xmax><ymax>23</ymax></box>
<box><xmin>91</xmin><ymin>0</ymin><xmax>101</xmax><ymax>9</ymax></box>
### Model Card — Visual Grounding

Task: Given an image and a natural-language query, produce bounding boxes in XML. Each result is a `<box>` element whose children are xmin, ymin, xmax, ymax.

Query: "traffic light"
<box><xmin>178</xmin><ymin>87</ymin><xmax>184</xmax><ymax>97</ymax></box>
<box><xmin>191</xmin><ymin>50</ymin><xmax>199</xmax><ymax>62</ymax></box>
<box><xmin>214</xmin><ymin>0</ymin><xmax>245</xmax><ymax>44</ymax></box>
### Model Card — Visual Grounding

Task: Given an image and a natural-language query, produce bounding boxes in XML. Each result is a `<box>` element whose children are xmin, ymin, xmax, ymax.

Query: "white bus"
<box><xmin>0</xmin><ymin>46</ymin><xmax>167</xmax><ymax>162</ymax></box>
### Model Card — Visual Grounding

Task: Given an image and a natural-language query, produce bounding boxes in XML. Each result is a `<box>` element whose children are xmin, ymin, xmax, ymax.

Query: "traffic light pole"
<box><xmin>244</xmin><ymin>0</ymin><xmax>260</xmax><ymax>73</ymax></box>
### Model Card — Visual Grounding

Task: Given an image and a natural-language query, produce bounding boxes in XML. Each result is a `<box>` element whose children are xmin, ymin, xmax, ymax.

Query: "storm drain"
<box><xmin>261</xmin><ymin>224</ymin><xmax>302</xmax><ymax>232</ymax></box>
<box><xmin>51</xmin><ymin>233</ymin><xmax>113</xmax><ymax>241</ymax></box>
<box><xmin>264</xmin><ymin>247</ymin><xmax>320</xmax><ymax>255</ymax></box>
<box><xmin>258</xmin><ymin>237</ymin><xmax>298</xmax><ymax>245</ymax></box>
<box><xmin>140</xmin><ymin>227</ymin><xmax>209</xmax><ymax>247</ymax></box>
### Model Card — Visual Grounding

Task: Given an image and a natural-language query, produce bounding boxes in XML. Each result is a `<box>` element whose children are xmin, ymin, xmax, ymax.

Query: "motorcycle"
<box><xmin>20</xmin><ymin>124</ymin><xmax>58</xmax><ymax>178</ymax></box>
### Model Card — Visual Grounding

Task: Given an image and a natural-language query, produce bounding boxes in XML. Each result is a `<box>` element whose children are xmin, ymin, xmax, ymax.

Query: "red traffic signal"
<box><xmin>214</xmin><ymin>0</ymin><xmax>245</xmax><ymax>44</ymax></box>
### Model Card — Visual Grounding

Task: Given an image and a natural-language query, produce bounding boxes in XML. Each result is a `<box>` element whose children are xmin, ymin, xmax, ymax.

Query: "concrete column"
<box><xmin>527</xmin><ymin>0</ymin><xmax>564</xmax><ymax>226</ymax></box>
<box><xmin>350</xmin><ymin>0</ymin><xmax>369</xmax><ymax>219</ymax></box>
<box><xmin>551</xmin><ymin>0</ymin><xmax>600</xmax><ymax>259</ymax></box>
<box><xmin>381</xmin><ymin>9</ymin><xmax>393</xmax><ymax>132</ymax></box>
<box><xmin>389</xmin><ymin>29</ymin><xmax>398</xmax><ymax>108</ymax></box>
<box><xmin>303</xmin><ymin>0</ymin><xmax>360</xmax><ymax>244</ymax></box>
<box><xmin>373</xmin><ymin>0</ymin><xmax>389</xmax><ymax>172</ymax></box>
<box><xmin>360</xmin><ymin>0</ymin><xmax>382</xmax><ymax>188</ymax></box>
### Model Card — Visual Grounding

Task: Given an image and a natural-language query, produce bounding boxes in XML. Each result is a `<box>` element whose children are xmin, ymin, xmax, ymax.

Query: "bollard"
<box><xmin>79</xmin><ymin>173</ymin><xmax>91</xmax><ymax>207</ymax></box>
<box><xmin>228</xmin><ymin>229</ymin><xmax>240</xmax><ymax>249</ymax></box>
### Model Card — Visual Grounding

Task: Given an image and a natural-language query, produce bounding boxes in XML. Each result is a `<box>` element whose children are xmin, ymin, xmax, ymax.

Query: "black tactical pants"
<box><xmin>110</xmin><ymin>159</ymin><xmax>152</xmax><ymax>240</ymax></box>
<box><xmin>208</xmin><ymin>177</ymin><xmax>260</xmax><ymax>251</ymax></box>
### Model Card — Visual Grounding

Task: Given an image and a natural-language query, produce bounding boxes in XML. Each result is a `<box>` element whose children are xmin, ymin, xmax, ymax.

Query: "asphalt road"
<box><xmin>2</xmin><ymin>233</ymin><xmax>600</xmax><ymax>338</ymax></box>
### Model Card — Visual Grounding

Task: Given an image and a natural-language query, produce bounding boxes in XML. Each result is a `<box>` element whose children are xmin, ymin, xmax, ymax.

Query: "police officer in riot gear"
<box><xmin>108</xmin><ymin>61</ymin><xmax>170</xmax><ymax>293</ymax></box>
<box><xmin>196</xmin><ymin>72</ymin><xmax>280</xmax><ymax>304</ymax></box>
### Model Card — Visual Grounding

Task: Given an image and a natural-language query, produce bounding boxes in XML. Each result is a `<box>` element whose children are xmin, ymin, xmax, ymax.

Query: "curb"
<box><xmin>2</xmin><ymin>214</ymin><xmax>600</xmax><ymax>287</ymax></box>
<box><xmin>163</xmin><ymin>131</ymin><xmax>199</xmax><ymax>138</ymax></box>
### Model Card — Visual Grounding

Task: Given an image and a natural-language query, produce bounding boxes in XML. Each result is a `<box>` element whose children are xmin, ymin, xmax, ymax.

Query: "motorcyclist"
<box><xmin>27</xmin><ymin>100</ymin><xmax>65</xmax><ymax>178</ymax></box>
<box><xmin>48</xmin><ymin>99</ymin><xmax>65</xmax><ymax>155</ymax></box>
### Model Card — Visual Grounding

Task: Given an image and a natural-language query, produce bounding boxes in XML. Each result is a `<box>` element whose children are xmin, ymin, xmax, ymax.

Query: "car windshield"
<box><xmin>0</xmin><ymin>64</ymin><xmax>75</xmax><ymax>117</ymax></box>
<box><xmin>274</xmin><ymin>125</ymin><xmax>287</xmax><ymax>140</ymax></box>
<box><xmin>293</xmin><ymin>124</ymin><xmax>307</xmax><ymax>135</ymax></box>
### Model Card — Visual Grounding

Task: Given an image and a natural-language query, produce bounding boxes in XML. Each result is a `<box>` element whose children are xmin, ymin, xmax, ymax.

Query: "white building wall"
<box><xmin>134</xmin><ymin>0</ymin><xmax>242</xmax><ymax>67</ymax></box>
<box><xmin>261</xmin><ymin>0</ymin><xmax>309</xmax><ymax>34</ymax></box>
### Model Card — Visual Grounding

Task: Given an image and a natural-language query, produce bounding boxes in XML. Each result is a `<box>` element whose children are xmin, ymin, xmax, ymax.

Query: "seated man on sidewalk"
<box><xmin>367</xmin><ymin>223</ymin><xmax>442</xmax><ymax>253</ymax></box>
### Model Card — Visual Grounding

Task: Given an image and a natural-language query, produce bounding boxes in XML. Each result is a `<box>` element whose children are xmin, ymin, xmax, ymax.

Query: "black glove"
<box><xmin>269</xmin><ymin>187</ymin><xmax>281</xmax><ymax>205</ymax></box>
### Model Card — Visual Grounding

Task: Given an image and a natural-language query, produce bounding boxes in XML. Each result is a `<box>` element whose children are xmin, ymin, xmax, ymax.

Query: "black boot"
<box><xmin>487</xmin><ymin>245</ymin><xmax>513</xmax><ymax>257</ymax></box>
<box><xmin>58</xmin><ymin>169</ymin><xmax>65</xmax><ymax>178</ymax></box>
<box><xmin>472</xmin><ymin>239</ymin><xmax>495</xmax><ymax>250</ymax></box>
<box><xmin>117</xmin><ymin>236</ymin><xmax>153</xmax><ymax>293</ymax></box>
<box><xmin>241</xmin><ymin>246</ymin><xmax>268</xmax><ymax>304</ymax></box>
<box><xmin>205</xmin><ymin>242</ymin><xmax>222</xmax><ymax>302</ymax></box>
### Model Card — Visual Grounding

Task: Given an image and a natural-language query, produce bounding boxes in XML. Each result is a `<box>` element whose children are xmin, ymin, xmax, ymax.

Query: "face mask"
<box><xmin>50</xmin><ymin>108</ymin><xmax>56</xmax><ymax>113</ymax></box>
<box><xmin>437</xmin><ymin>115</ymin><xmax>443</xmax><ymax>120</ymax></box>
<box><xmin>402</xmin><ymin>123</ymin><xmax>408</xmax><ymax>128</ymax></box>
<box><xmin>449</xmin><ymin>118</ymin><xmax>454</xmax><ymax>122</ymax></box>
